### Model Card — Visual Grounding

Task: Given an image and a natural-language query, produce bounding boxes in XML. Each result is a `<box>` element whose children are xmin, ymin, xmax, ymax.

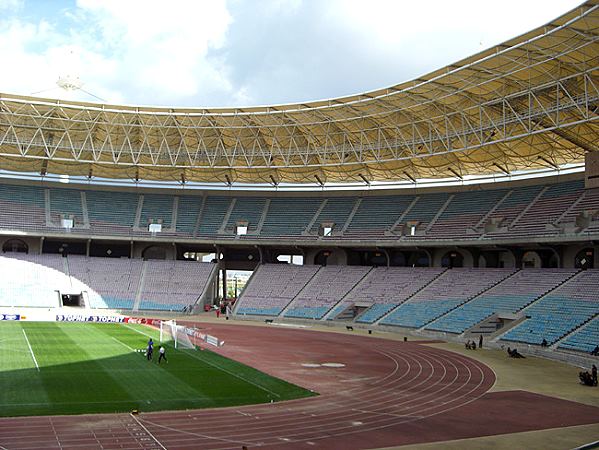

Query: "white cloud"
<box><xmin>327</xmin><ymin>0</ymin><xmax>584</xmax><ymax>79</ymax></box>
<box><xmin>72</xmin><ymin>0</ymin><xmax>234</xmax><ymax>105</ymax></box>
<box><xmin>0</xmin><ymin>0</ymin><xmax>234</xmax><ymax>105</ymax></box>
<box><xmin>0</xmin><ymin>0</ymin><xmax>585</xmax><ymax>107</ymax></box>
<box><xmin>0</xmin><ymin>0</ymin><xmax>22</xmax><ymax>11</ymax></box>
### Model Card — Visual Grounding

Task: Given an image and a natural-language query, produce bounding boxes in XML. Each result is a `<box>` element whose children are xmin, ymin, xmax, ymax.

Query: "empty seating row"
<box><xmin>284</xmin><ymin>266</ymin><xmax>371</xmax><ymax>319</ymax></box>
<box><xmin>501</xmin><ymin>270</ymin><xmax>599</xmax><ymax>345</ymax></box>
<box><xmin>380</xmin><ymin>269</ymin><xmax>515</xmax><ymax>328</ymax></box>
<box><xmin>236</xmin><ymin>264</ymin><xmax>320</xmax><ymax>316</ymax></box>
<box><xmin>138</xmin><ymin>260</ymin><xmax>215</xmax><ymax>311</ymax></box>
<box><xmin>234</xmin><ymin>265</ymin><xmax>599</xmax><ymax>353</ymax></box>
<box><xmin>0</xmin><ymin>254</ymin><xmax>67</xmax><ymax>307</ymax></box>
<box><xmin>429</xmin><ymin>269</ymin><xmax>578</xmax><ymax>334</ymax></box>
<box><xmin>347</xmin><ymin>267</ymin><xmax>446</xmax><ymax>323</ymax></box>
<box><xmin>559</xmin><ymin>316</ymin><xmax>599</xmax><ymax>353</ymax></box>
<box><xmin>0</xmin><ymin>253</ymin><xmax>214</xmax><ymax>311</ymax></box>
<box><xmin>1</xmin><ymin>178</ymin><xmax>597</xmax><ymax>240</ymax></box>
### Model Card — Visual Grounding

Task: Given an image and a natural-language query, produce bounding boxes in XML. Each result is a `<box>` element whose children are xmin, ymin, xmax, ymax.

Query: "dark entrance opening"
<box><xmin>62</xmin><ymin>294</ymin><xmax>83</xmax><ymax>307</ymax></box>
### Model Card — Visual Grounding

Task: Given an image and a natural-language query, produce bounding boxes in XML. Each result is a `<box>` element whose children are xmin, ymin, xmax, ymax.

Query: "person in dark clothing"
<box><xmin>580</xmin><ymin>370</ymin><xmax>594</xmax><ymax>386</ymax></box>
<box><xmin>146</xmin><ymin>338</ymin><xmax>154</xmax><ymax>361</ymax></box>
<box><xmin>158</xmin><ymin>345</ymin><xmax>167</xmax><ymax>364</ymax></box>
<box><xmin>591</xmin><ymin>345</ymin><xmax>599</xmax><ymax>356</ymax></box>
<box><xmin>541</xmin><ymin>338</ymin><xmax>548</xmax><ymax>347</ymax></box>
<box><xmin>479</xmin><ymin>334</ymin><xmax>483</xmax><ymax>349</ymax></box>
<box><xmin>508</xmin><ymin>347</ymin><xmax>525</xmax><ymax>358</ymax></box>
<box><xmin>592</xmin><ymin>364</ymin><xmax>598</xmax><ymax>386</ymax></box>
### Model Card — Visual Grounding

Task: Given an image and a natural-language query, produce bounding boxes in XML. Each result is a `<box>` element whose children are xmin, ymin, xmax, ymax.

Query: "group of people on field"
<box><xmin>580</xmin><ymin>365</ymin><xmax>598</xmax><ymax>386</ymax></box>
<box><xmin>146</xmin><ymin>338</ymin><xmax>167</xmax><ymax>364</ymax></box>
<box><xmin>506</xmin><ymin>347</ymin><xmax>525</xmax><ymax>358</ymax></box>
<box><xmin>465</xmin><ymin>334</ymin><xmax>483</xmax><ymax>351</ymax></box>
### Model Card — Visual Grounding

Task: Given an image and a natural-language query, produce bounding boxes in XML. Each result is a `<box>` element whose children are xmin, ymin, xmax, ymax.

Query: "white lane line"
<box><xmin>21</xmin><ymin>328</ymin><xmax>39</xmax><ymax>371</ymax></box>
<box><xmin>138</xmin><ymin>417</ymin><xmax>254</xmax><ymax>447</ymax></box>
<box><xmin>129</xmin><ymin>413</ymin><xmax>168</xmax><ymax>450</ymax></box>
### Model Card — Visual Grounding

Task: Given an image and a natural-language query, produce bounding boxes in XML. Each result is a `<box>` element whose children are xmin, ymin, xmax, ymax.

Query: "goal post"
<box><xmin>159</xmin><ymin>319</ymin><xmax>195</xmax><ymax>349</ymax></box>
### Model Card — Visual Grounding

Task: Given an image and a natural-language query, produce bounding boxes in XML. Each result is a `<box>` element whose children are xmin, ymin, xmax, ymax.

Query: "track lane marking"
<box><xmin>130</xmin><ymin>413</ymin><xmax>168</xmax><ymax>450</ymax></box>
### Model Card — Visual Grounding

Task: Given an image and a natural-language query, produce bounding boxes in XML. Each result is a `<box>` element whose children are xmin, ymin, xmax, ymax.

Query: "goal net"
<box><xmin>159</xmin><ymin>320</ymin><xmax>195</xmax><ymax>349</ymax></box>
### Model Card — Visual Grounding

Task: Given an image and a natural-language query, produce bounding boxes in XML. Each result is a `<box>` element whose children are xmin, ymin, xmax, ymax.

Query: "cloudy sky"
<box><xmin>0</xmin><ymin>0</ymin><xmax>583</xmax><ymax>108</ymax></box>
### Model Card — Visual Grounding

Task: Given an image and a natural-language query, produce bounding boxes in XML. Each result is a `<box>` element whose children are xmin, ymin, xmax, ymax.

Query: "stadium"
<box><xmin>0</xmin><ymin>1</ymin><xmax>598</xmax><ymax>449</ymax></box>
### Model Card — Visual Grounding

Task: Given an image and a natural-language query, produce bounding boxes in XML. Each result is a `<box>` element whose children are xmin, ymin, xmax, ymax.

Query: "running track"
<box><xmin>1</xmin><ymin>323</ymin><xmax>599</xmax><ymax>449</ymax></box>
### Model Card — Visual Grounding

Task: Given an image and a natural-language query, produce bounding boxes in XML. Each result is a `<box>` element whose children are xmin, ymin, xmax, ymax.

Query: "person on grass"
<box><xmin>158</xmin><ymin>345</ymin><xmax>167</xmax><ymax>364</ymax></box>
<box><xmin>146</xmin><ymin>338</ymin><xmax>154</xmax><ymax>361</ymax></box>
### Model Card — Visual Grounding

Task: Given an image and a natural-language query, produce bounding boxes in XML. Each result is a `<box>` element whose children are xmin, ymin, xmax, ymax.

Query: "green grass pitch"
<box><xmin>0</xmin><ymin>321</ymin><xmax>315</xmax><ymax>417</ymax></box>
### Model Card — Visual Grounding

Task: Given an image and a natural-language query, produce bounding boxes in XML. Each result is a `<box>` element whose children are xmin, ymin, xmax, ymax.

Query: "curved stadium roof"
<box><xmin>0</xmin><ymin>1</ymin><xmax>597</xmax><ymax>186</ymax></box>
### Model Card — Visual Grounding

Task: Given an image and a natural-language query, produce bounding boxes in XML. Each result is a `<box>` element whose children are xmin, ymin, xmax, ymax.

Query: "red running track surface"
<box><xmin>1</xmin><ymin>323</ymin><xmax>598</xmax><ymax>450</ymax></box>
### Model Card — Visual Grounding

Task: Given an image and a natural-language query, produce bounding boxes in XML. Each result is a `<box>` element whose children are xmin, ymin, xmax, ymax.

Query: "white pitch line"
<box><xmin>21</xmin><ymin>329</ymin><xmax>39</xmax><ymax>372</ymax></box>
<box><xmin>129</xmin><ymin>413</ymin><xmax>167</xmax><ymax>450</ymax></box>
<box><xmin>182</xmin><ymin>349</ymin><xmax>281</xmax><ymax>398</ymax></box>
<box><xmin>123</xmin><ymin>323</ymin><xmax>155</xmax><ymax>338</ymax></box>
<box><xmin>123</xmin><ymin>323</ymin><xmax>280</xmax><ymax>398</ymax></box>
<box><xmin>109</xmin><ymin>336</ymin><xmax>135</xmax><ymax>352</ymax></box>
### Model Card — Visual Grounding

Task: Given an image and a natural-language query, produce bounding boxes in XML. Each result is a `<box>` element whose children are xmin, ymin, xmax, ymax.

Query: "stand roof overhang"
<box><xmin>0</xmin><ymin>1</ymin><xmax>597</xmax><ymax>185</ymax></box>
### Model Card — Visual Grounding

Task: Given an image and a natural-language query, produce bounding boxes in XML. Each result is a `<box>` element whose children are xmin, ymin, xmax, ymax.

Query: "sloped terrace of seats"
<box><xmin>260</xmin><ymin>197</ymin><xmax>322</xmax><ymax>236</ymax></box>
<box><xmin>48</xmin><ymin>188</ymin><xmax>84</xmax><ymax>228</ymax></box>
<box><xmin>67</xmin><ymin>255</ymin><xmax>143</xmax><ymax>309</ymax></box>
<box><xmin>426</xmin><ymin>189</ymin><xmax>508</xmax><ymax>239</ymax></box>
<box><xmin>138</xmin><ymin>260</ymin><xmax>214</xmax><ymax>311</ymax></box>
<box><xmin>330</xmin><ymin>267</ymin><xmax>446</xmax><ymax>323</ymax></box>
<box><xmin>284</xmin><ymin>265</ymin><xmax>371</xmax><ymax>319</ymax></box>
<box><xmin>343</xmin><ymin>195</ymin><xmax>415</xmax><ymax>238</ymax></box>
<box><xmin>429</xmin><ymin>269</ymin><xmax>578</xmax><ymax>334</ymax></box>
<box><xmin>86</xmin><ymin>190</ymin><xmax>139</xmax><ymax>235</ymax></box>
<box><xmin>222</xmin><ymin>197</ymin><xmax>267</xmax><ymax>235</ymax></box>
<box><xmin>196</xmin><ymin>197</ymin><xmax>232</xmax><ymax>236</ymax></box>
<box><xmin>501</xmin><ymin>270</ymin><xmax>599</xmax><ymax>345</ymax></box>
<box><xmin>139</xmin><ymin>194</ymin><xmax>174</xmax><ymax>229</ymax></box>
<box><xmin>559</xmin><ymin>315</ymin><xmax>599</xmax><ymax>353</ymax></box>
<box><xmin>236</xmin><ymin>264</ymin><xmax>320</xmax><ymax>316</ymax></box>
<box><xmin>307</xmin><ymin>197</ymin><xmax>355</xmax><ymax>234</ymax></box>
<box><xmin>506</xmin><ymin>180</ymin><xmax>584</xmax><ymax>237</ymax></box>
<box><xmin>175</xmin><ymin>196</ymin><xmax>202</xmax><ymax>236</ymax></box>
<box><xmin>0</xmin><ymin>253</ymin><xmax>67</xmax><ymax>307</ymax></box>
<box><xmin>483</xmin><ymin>185</ymin><xmax>544</xmax><ymax>238</ymax></box>
<box><xmin>557</xmin><ymin>187</ymin><xmax>599</xmax><ymax>230</ymax></box>
<box><xmin>0</xmin><ymin>179</ymin><xmax>596</xmax><ymax>242</ymax></box>
<box><xmin>0</xmin><ymin>183</ymin><xmax>46</xmax><ymax>231</ymax></box>
<box><xmin>380</xmin><ymin>268</ymin><xmax>515</xmax><ymax>329</ymax></box>
<box><xmin>400</xmin><ymin>192</ymin><xmax>449</xmax><ymax>240</ymax></box>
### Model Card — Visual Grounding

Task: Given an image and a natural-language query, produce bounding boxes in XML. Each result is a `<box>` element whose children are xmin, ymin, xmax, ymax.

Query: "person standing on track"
<box><xmin>158</xmin><ymin>345</ymin><xmax>167</xmax><ymax>364</ymax></box>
